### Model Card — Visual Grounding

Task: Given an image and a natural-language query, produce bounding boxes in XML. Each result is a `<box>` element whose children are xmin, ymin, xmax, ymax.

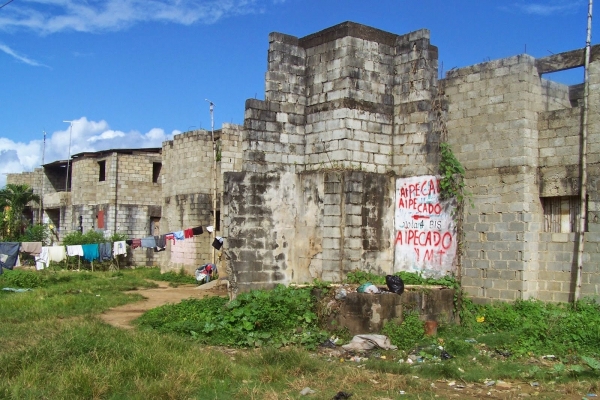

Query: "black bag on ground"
<box><xmin>385</xmin><ymin>275</ymin><xmax>404</xmax><ymax>295</ymax></box>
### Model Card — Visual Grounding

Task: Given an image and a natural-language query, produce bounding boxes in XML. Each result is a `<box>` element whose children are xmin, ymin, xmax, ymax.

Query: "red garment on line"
<box><xmin>184</xmin><ymin>228</ymin><xmax>193</xmax><ymax>239</ymax></box>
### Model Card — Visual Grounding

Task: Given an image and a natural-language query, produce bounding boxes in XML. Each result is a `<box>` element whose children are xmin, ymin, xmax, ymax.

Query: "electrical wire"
<box><xmin>0</xmin><ymin>0</ymin><xmax>15</xmax><ymax>10</ymax></box>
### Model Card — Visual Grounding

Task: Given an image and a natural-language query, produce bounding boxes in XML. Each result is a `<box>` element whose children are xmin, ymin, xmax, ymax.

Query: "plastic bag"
<box><xmin>386</xmin><ymin>275</ymin><xmax>404</xmax><ymax>295</ymax></box>
<box><xmin>363</xmin><ymin>284</ymin><xmax>380</xmax><ymax>294</ymax></box>
<box><xmin>357</xmin><ymin>282</ymin><xmax>373</xmax><ymax>293</ymax></box>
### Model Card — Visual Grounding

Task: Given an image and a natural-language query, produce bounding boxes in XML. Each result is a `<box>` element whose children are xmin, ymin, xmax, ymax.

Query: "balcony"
<box><xmin>43</xmin><ymin>192</ymin><xmax>71</xmax><ymax>208</ymax></box>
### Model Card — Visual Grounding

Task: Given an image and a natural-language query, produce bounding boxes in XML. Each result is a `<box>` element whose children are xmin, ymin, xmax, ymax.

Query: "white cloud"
<box><xmin>0</xmin><ymin>117</ymin><xmax>178</xmax><ymax>187</ymax></box>
<box><xmin>510</xmin><ymin>1</ymin><xmax>584</xmax><ymax>16</ymax></box>
<box><xmin>0</xmin><ymin>0</ymin><xmax>285</xmax><ymax>35</ymax></box>
<box><xmin>0</xmin><ymin>43</ymin><xmax>48</xmax><ymax>67</ymax></box>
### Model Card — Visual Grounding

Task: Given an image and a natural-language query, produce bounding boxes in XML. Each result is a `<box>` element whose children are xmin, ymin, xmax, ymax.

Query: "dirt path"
<box><xmin>100</xmin><ymin>280</ymin><xmax>227</xmax><ymax>329</ymax></box>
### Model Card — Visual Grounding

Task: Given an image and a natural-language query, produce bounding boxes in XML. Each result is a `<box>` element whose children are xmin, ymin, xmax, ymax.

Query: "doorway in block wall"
<box><xmin>150</xmin><ymin>217</ymin><xmax>161</xmax><ymax>236</ymax></box>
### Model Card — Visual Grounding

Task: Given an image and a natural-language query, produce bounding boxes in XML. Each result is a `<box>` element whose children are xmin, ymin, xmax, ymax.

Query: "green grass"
<box><xmin>1</xmin><ymin>268</ymin><xmax>600</xmax><ymax>399</ymax></box>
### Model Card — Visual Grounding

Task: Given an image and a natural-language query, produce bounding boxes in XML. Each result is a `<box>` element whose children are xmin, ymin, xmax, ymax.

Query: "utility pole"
<box><xmin>39</xmin><ymin>130</ymin><xmax>46</xmax><ymax>224</ymax></box>
<box><xmin>575</xmin><ymin>0</ymin><xmax>593</xmax><ymax>304</ymax></box>
<box><xmin>63</xmin><ymin>120</ymin><xmax>76</xmax><ymax>192</ymax></box>
<box><xmin>206</xmin><ymin>100</ymin><xmax>217</xmax><ymax>265</ymax></box>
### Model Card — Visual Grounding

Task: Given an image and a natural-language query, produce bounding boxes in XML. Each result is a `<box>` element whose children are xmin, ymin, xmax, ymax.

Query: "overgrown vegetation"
<box><xmin>346</xmin><ymin>269</ymin><xmax>459</xmax><ymax>289</ymax></box>
<box><xmin>62</xmin><ymin>230</ymin><xmax>128</xmax><ymax>245</ymax></box>
<box><xmin>381</xmin><ymin>311</ymin><xmax>425</xmax><ymax>351</ymax></box>
<box><xmin>0</xmin><ymin>183</ymin><xmax>48</xmax><ymax>243</ymax></box>
<box><xmin>438</xmin><ymin>142</ymin><xmax>469</xmax><ymax>204</ymax></box>
<box><xmin>137</xmin><ymin>284</ymin><xmax>327</xmax><ymax>349</ymax></box>
<box><xmin>1</xmin><ymin>268</ymin><xmax>600</xmax><ymax>398</ymax></box>
<box><xmin>461</xmin><ymin>298</ymin><xmax>600</xmax><ymax>358</ymax></box>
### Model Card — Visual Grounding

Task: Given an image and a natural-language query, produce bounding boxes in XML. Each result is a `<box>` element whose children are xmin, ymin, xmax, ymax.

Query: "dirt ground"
<box><xmin>100</xmin><ymin>280</ymin><xmax>228</xmax><ymax>329</ymax></box>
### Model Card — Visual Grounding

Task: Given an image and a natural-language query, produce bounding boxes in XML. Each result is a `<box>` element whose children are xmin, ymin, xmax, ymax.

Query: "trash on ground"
<box><xmin>332</xmin><ymin>391</ymin><xmax>352</xmax><ymax>399</ymax></box>
<box><xmin>300</xmin><ymin>387</ymin><xmax>316</xmax><ymax>396</ymax></box>
<box><xmin>341</xmin><ymin>334</ymin><xmax>397</xmax><ymax>351</ymax></box>
<box><xmin>320</xmin><ymin>339</ymin><xmax>337</xmax><ymax>349</ymax></box>
<box><xmin>2</xmin><ymin>287</ymin><xmax>32</xmax><ymax>292</ymax></box>
<box><xmin>385</xmin><ymin>274</ymin><xmax>404</xmax><ymax>295</ymax></box>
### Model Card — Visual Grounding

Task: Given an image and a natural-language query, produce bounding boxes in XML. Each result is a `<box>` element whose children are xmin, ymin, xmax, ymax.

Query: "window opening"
<box><xmin>152</xmin><ymin>162</ymin><xmax>162</xmax><ymax>183</ymax></box>
<box><xmin>98</xmin><ymin>160</ymin><xmax>106</xmax><ymax>182</ymax></box>
<box><xmin>541</xmin><ymin>196</ymin><xmax>587</xmax><ymax>233</ymax></box>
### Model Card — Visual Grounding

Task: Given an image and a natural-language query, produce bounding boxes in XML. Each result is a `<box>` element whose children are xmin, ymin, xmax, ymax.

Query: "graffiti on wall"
<box><xmin>394</xmin><ymin>176</ymin><xmax>457</xmax><ymax>277</ymax></box>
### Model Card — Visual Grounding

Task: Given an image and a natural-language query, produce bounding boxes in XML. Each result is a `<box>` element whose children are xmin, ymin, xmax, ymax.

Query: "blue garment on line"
<box><xmin>140</xmin><ymin>237</ymin><xmax>157</xmax><ymax>248</ymax></box>
<box><xmin>173</xmin><ymin>231</ymin><xmax>185</xmax><ymax>240</ymax></box>
<box><xmin>98</xmin><ymin>242</ymin><xmax>112</xmax><ymax>261</ymax></box>
<box><xmin>81</xmin><ymin>244</ymin><xmax>100</xmax><ymax>262</ymax></box>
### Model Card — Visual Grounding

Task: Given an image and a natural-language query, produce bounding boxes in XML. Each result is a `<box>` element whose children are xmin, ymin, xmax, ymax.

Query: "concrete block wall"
<box><xmin>444</xmin><ymin>55</ymin><xmax>544</xmax><ymax>302</ymax></box>
<box><xmin>161</xmin><ymin>126</ymin><xmax>243</xmax><ymax>273</ymax></box>
<box><xmin>242</xmin><ymin>22</ymin><xmax>441</xmax><ymax>176</ymax></box>
<box><xmin>538</xmin><ymin>107</ymin><xmax>584</xmax><ymax>196</ymax></box>
<box><xmin>225</xmin><ymin>22</ymin><xmax>444</xmax><ymax>292</ymax></box>
<box><xmin>540</xmin><ymin>79</ymin><xmax>572</xmax><ymax>111</ymax></box>
<box><xmin>392</xmin><ymin>29</ymin><xmax>441</xmax><ymax>176</ymax></box>
<box><xmin>223</xmin><ymin>169</ymin><xmax>395</xmax><ymax>290</ymax></box>
<box><xmin>445</xmin><ymin>47</ymin><xmax>600</xmax><ymax>302</ymax></box>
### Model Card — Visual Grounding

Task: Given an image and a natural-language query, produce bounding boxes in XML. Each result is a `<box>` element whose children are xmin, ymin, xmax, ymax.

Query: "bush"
<box><xmin>19</xmin><ymin>224</ymin><xmax>50</xmax><ymax>245</ymax></box>
<box><xmin>0</xmin><ymin>270</ymin><xmax>43</xmax><ymax>288</ymax></box>
<box><xmin>381</xmin><ymin>312</ymin><xmax>425</xmax><ymax>351</ymax></box>
<box><xmin>137</xmin><ymin>284</ymin><xmax>327</xmax><ymax>349</ymax></box>
<box><xmin>345</xmin><ymin>270</ymin><xmax>458</xmax><ymax>289</ymax></box>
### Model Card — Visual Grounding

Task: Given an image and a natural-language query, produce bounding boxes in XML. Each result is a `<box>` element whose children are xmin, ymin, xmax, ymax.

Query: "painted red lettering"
<box><xmin>414</xmin><ymin>248</ymin><xmax>420</xmax><ymax>261</ymax></box>
<box><xmin>395</xmin><ymin>231</ymin><xmax>402</xmax><ymax>245</ymax></box>
<box><xmin>424</xmin><ymin>249</ymin><xmax>434</xmax><ymax>261</ymax></box>
<box><xmin>408</xmin><ymin>230</ymin><xmax>416</xmax><ymax>245</ymax></box>
<box><xmin>433</xmin><ymin>231</ymin><xmax>441</xmax><ymax>246</ymax></box>
<box><xmin>441</xmin><ymin>232</ymin><xmax>453</xmax><ymax>250</ymax></box>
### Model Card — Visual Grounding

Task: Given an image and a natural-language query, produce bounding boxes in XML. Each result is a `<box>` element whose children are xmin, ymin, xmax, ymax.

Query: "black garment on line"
<box><xmin>212</xmin><ymin>237</ymin><xmax>223</xmax><ymax>250</ymax></box>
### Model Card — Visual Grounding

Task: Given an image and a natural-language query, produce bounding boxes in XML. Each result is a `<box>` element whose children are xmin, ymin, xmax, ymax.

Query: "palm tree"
<box><xmin>0</xmin><ymin>184</ymin><xmax>40</xmax><ymax>240</ymax></box>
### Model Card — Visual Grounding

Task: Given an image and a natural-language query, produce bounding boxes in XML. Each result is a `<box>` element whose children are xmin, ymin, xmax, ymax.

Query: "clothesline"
<box><xmin>0</xmin><ymin>224</ymin><xmax>223</xmax><ymax>274</ymax></box>
<box><xmin>126</xmin><ymin>225</ymin><xmax>207</xmax><ymax>251</ymax></box>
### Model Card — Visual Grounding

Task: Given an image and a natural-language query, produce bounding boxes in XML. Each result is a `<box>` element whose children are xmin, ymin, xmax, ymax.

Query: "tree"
<box><xmin>0</xmin><ymin>184</ymin><xmax>40</xmax><ymax>240</ymax></box>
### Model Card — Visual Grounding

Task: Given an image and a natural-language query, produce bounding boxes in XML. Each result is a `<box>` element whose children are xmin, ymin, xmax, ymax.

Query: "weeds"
<box><xmin>137</xmin><ymin>284</ymin><xmax>328</xmax><ymax>349</ymax></box>
<box><xmin>1</xmin><ymin>268</ymin><xmax>600</xmax><ymax>399</ymax></box>
<box><xmin>381</xmin><ymin>312</ymin><xmax>425</xmax><ymax>351</ymax></box>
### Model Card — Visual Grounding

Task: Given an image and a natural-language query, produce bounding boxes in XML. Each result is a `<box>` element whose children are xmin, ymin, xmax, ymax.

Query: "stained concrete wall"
<box><xmin>223</xmin><ymin>170</ymin><xmax>395</xmax><ymax>291</ymax></box>
<box><xmin>225</xmin><ymin>22</ymin><xmax>443</xmax><ymax>291</ymax></box>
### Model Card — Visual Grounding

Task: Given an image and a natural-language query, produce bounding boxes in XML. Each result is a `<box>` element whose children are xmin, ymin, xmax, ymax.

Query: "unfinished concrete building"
<box><xmin>222</xmin><ymin>21</ymin><xmax>600</xmax><ymax>303</ymax></box>
<box><xmin>160</xmin><ymin>124</ymin><xmax>243</xmax><ymax>272</ymax></box>
<box><xmin>8</xmin><ymin>148</ymin><xmax>164</xmax><ymax>265</ymax></box>
<box><xmin>8</xmin><ymin>21</ymin><xmax>600</xmax><ymax>303</ymax></box>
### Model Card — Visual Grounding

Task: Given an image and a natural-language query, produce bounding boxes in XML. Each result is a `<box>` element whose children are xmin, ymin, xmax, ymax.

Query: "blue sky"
<box><xmin>0</xmin><ymin>0</ymin><xmax>594</xmax><ymax>184</ymax></box>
